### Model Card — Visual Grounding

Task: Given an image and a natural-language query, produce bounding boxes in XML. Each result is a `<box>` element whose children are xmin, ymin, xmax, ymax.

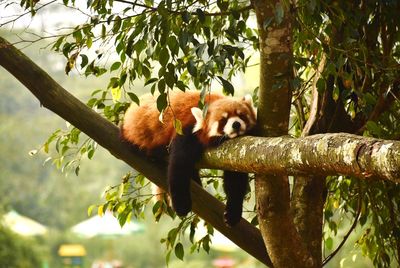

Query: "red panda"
<box><xmin>121</xmin><ymin>90</ymin><xmax>256</xmax><ymax>226</ymax></box>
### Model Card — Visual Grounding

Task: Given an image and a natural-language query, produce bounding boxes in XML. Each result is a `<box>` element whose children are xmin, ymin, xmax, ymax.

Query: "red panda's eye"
<box><xmin>219</xmin><ymin>117</ymin><xmax>228</xmax><ymax>127</ymax></box>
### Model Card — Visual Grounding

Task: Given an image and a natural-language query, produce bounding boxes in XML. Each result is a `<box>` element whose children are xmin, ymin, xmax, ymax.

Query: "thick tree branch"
<box><xmin>201</xmin><ymin>134</ymin><xmax>400</xmax><ymax>183</ymax></box>
<box><xmin>0</xmin><ymin>36</ymin><xmax>272</xmax><ymax>267</ymax></box>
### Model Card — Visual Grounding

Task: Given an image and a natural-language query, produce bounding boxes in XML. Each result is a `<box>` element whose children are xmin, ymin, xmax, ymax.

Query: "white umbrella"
<box><xmin>2</xmin><ymin>210</ymin><xmax>47</xmax><ymax>236</ymax></box>
<box><xmin>71</xmin><ymin>212</ymin><xmax>144</xmax><ymax>238</ymax></box>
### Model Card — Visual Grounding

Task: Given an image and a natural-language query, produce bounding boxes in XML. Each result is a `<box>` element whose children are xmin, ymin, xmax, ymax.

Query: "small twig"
<box><xmin>301</xmin><ymin>53</ymin><xmax>326</xmax><ymax>137</ymax></box>
<box><xmin>0</xmin><ymin>0</ymin><xmax>58</xmax><ymax>27</ymax></box>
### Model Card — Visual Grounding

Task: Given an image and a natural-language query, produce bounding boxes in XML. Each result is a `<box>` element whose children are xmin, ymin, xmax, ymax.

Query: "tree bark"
<box><xmin>290</xmin><ymin>175</ymin><xmax>325</xmax><ymax>265</ymax></box>
<box><xmin>0</xmin><ymin>36</ymin><xmax>273</xmax><ymax>267</ymax></box>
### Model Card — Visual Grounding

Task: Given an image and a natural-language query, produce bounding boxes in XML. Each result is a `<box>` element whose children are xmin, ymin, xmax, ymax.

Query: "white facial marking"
<box><xmin>208</xmin><ymin>121</ymin><xmax>222</xmax><ymax>137</ymax></box>
<box><xmin>222</xmin><ymin>112</ymin><xmax>228</xmax><ymax>118</ymax></box>
<box><xmin>223</xmin><ymin>116</ymin><xmax>246</xmax><ymax>138</ymax></box>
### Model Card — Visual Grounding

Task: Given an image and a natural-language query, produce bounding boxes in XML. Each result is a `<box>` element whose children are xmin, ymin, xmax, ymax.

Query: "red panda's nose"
<box><xmin>232</xmin><ymin>121</ymin><xmax>241</xmax><ymax>131</ymax></box>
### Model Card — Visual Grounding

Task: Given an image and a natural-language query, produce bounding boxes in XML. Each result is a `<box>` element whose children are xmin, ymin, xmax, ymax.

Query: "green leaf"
<box><xmin>167</xmin><ymin>36</ymin><xmax>179</xmax><ymax>56</ymax></box>
<box><xmin>179</xmin><ymin>31</ymin><xmax>190</xmax><ymax>49</ymax></box>
<box><xmin>98</xmin><ymin>204</ymin><xmax>104</xmax><ymax>216</ymax></box>
<box><xmin>165</xmin><ymin>71</ymin><xmax>175</xmax><ymax>88</ymax></box>
<box><xmin>196</xmin><ymin>43</ymin><xmax>207</xmax><ymax>58</ymax></box>
<box><xmin>332</xmin><ymin>85</ymin><xmax>339</xmax><ymax>101</ymax></box>
<box><xmin>316</xmin><ymin>78</ymin><xmax>325</xmax><ymax>93</ymax></box>
<box><xmin>158</xmin><ymin>79</ymin><xmax>166</xmax><ymax>93</ymax></box>
<box><xmin>325</xmin><ymin>237</ymin><xmax>333</xmax><ymax>250</ymax></box>
<box><xmin>145</xmin><ymin>77</ymin><xmax>158</xmax><ymax>86</ymax></box>
<box><xmin>112</xmin><ymin>16</ymin><xmax>122</xmax><ymax>33</ymax></box>
<box><xmin>86</xmin><ymin>37</ymin><xmax>93</xmax><ymax>48</ymax></box>
<box><xmin>101</xmin><ymin>24</ymin><xmax>106</xmax><ymax>39</ymax></box>
<box><xmin>196</xmin><ymin>9</ymin><xmax>205</xmax><ymax>23</ymax></box>
<box><xmin>110</xmin><ymin>61</ymin><xmax>121</xmax><ymax>72</ymax></box>
<box><xmin>118</xmin><ymin>183</ymin><xmax>125</xmax><ymax>199</ymax></box>
<box><xmin>167</xmin><ymin>227</ymin><xmax>178</xmax><ymax>246</ymax></box>
<box><xmin>366</xmin><ymin>121</ymin><xmax>382</xmax><ymax>136</ymax></box>
<box><xmin>174</xmin><ymin>119</ymin><xmax>183</xmax><ymax>135</ymax></box>
<box><xmin>202</xmin><ymin>235</ymin><xmax>210</xmax><ymax>253</ymax></box>
<box><xmin>88</xmin><ymin>148</ymin><xmax>95</xmax><ymax>159</ymax></box>
<box><xmin>118</xmin><ymin>211</ymin><xmax>128</xmax><ymax>227</ymax></box>
<box><xmin>175</xmin><ymin>242</ymin><xmax>184</xmax><ymax>260</ymax></box>
<box><xmin>80</xmin><ymin>54</ymin><xmax>88</xmax><ymax>68</ymax></box>
<box><xmin>111</xmin><ymin>86</ymin><xmax>121</xmax><ymax>102</ymax></box>
<box><xmin>87</xmin><ymin>205</ymin><xmax>96</xmax><ymax>216</ymax></box>
<box><xmin>181</xmin><ymin>11</ymin><xmax>190</xmax><ymax>23</ymax></box>
<box><xmin>52</xmin><ymin>36</ymin><xmax>65</xmax><ymax>51</ymax></box>
<box><xmin>75</xmin><ymin>166</ymin><xmax>80</xmax><ymax>176</ymax></box>
<box><xmin>217</xmin><ymin>0</ymin><xmax>229</xmax><ymax>11</ymax></box>
<box><xmin>142</xmin><ymin>65</ymin><xmax>151</xmax><ymax>79</ymax></box>
<box><xmin>157</xmin><ymin>93</ymin><xmax>167</xmax><ymax>112</ymax></box>
<box><xmin>218</xmin><ymin>76</ymin><xmax>234</xmax><ymax>95</ymax></box>
<box><xmin>187</xmin><ymin>60</ymin><xmax>197</xmax><ymax>77</ymax></box>
<box><xmin>327</xmin><ymin>62</ymin><xmax>337</xmax><ymax>75</ymax></box>
<box><xmin>166</xmin><ymin>250</ymin><xmax>171</xmax><ymax>264</ymax></box>
<box><xmin>176</xmin><ymin>80</ymin><xmax>187</xmax><ymax>91</ymax></box>
<box><xmin>159</xmin><ymin>48</ymin><xmax>170</xmax><ymax>67</ymax></box>
<box><xmin>152</xmin><ymin>201</ymin><xmax>161</xmax><ymax>215</ymax></box>
<box><xmin>128</xmin><ymin>92</ymin><xmax>140</xmax><ymax>105</ymax></box>
<box><xmin>189</xmin><ymin>220</ymin><xmax>197</xmax><ymax>243</ymax></box>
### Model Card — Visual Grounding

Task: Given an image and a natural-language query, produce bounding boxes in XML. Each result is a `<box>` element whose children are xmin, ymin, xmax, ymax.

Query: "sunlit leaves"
<box><xmin>25</xmin><ymin>0</ymin><xmax>256</xmax><ymax>263</ymax></box>
<box><xmin>40</xmin><ymin>0</ymin><xmax>255</xmax><ymax>115</ymax></box>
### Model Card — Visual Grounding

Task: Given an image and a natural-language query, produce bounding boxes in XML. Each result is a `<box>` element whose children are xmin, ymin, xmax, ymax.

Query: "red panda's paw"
<box><xmin>223</xmin><ymin>207</ymin><xmax>242</xmax><ymax>227</ymax></box>
<box><xmin>172</xmin><ymin>196</ymin><xmax>192</xmax><ymax>217</ymax></box>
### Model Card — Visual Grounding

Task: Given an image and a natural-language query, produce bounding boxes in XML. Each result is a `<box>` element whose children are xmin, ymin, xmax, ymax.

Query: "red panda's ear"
<box><xmin>242</xmin><ymin>94</ymin><xmax>253</xmax><ymax>105</ymax></box>
<box><xmin>191</xmin><ymin>107</ymin><xmax>203</xmax><ymax>133</ymax></box>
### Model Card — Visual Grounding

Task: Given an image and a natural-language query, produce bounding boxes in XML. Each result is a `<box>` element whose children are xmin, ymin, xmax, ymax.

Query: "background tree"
<box><xmin>0</xmin><ymin>226</ymin><xmax>42</xmax><ymax>268</ymax></box>
<box><xmin>1</xmin><ymin>0</ymin><xmax>400</xmax><ymax>267</ymax></box>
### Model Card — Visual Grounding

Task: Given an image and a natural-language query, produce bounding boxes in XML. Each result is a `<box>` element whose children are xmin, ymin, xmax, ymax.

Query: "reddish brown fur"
<box><xmin>121</xmin><ymin>91</ymin><xmax>255</xmax><ymax>152</ymax></box>
<box><xmin>121</xmin><ymin>91</ymin><xmax>221</xmax><ymax>152</ymax></box>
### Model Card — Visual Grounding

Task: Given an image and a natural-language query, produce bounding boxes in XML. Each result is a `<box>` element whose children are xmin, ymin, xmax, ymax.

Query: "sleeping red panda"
<box><xmin>121</xmin><ymin>90</ymin><xmax>256</xmax><ymax>226</ymax></box>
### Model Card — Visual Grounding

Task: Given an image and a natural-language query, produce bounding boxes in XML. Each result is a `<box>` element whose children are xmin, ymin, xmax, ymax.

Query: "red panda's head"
<box><xmin>191</xmin><ymin>95</ymin><xmax>256</xmax><ymax>145</ymax></box>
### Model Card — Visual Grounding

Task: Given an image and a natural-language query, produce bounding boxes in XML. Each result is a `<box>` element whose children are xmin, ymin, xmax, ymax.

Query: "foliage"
<box><xmin>293</xmin><ymin>1</ymin><xmax>400</xmax><ymax>266</ymax></box>
<box><xmin>0</xmin><ymin>226</ymin><xmax>43</xmax><ymax>268</ymax></box>
<box><xmin>2</xmin><ymin>0</ymin><xmax>400</xmax><ymax>266</ymax></box>
<box><xmin>97</xmin><ymin>170</ymin><xmax>243</xmax><ymax>263</ymax></box>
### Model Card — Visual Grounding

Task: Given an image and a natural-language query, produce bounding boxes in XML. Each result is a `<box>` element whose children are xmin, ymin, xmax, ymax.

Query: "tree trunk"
<box><xmin>291</xmin><ymin>175</ymin><xmax>325</xmax><ymax>265</ymax></box>
<box><xmin>251</xmin><ymin>0</ymin><xmax>316</xmax><ymax>267</ymax></box>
